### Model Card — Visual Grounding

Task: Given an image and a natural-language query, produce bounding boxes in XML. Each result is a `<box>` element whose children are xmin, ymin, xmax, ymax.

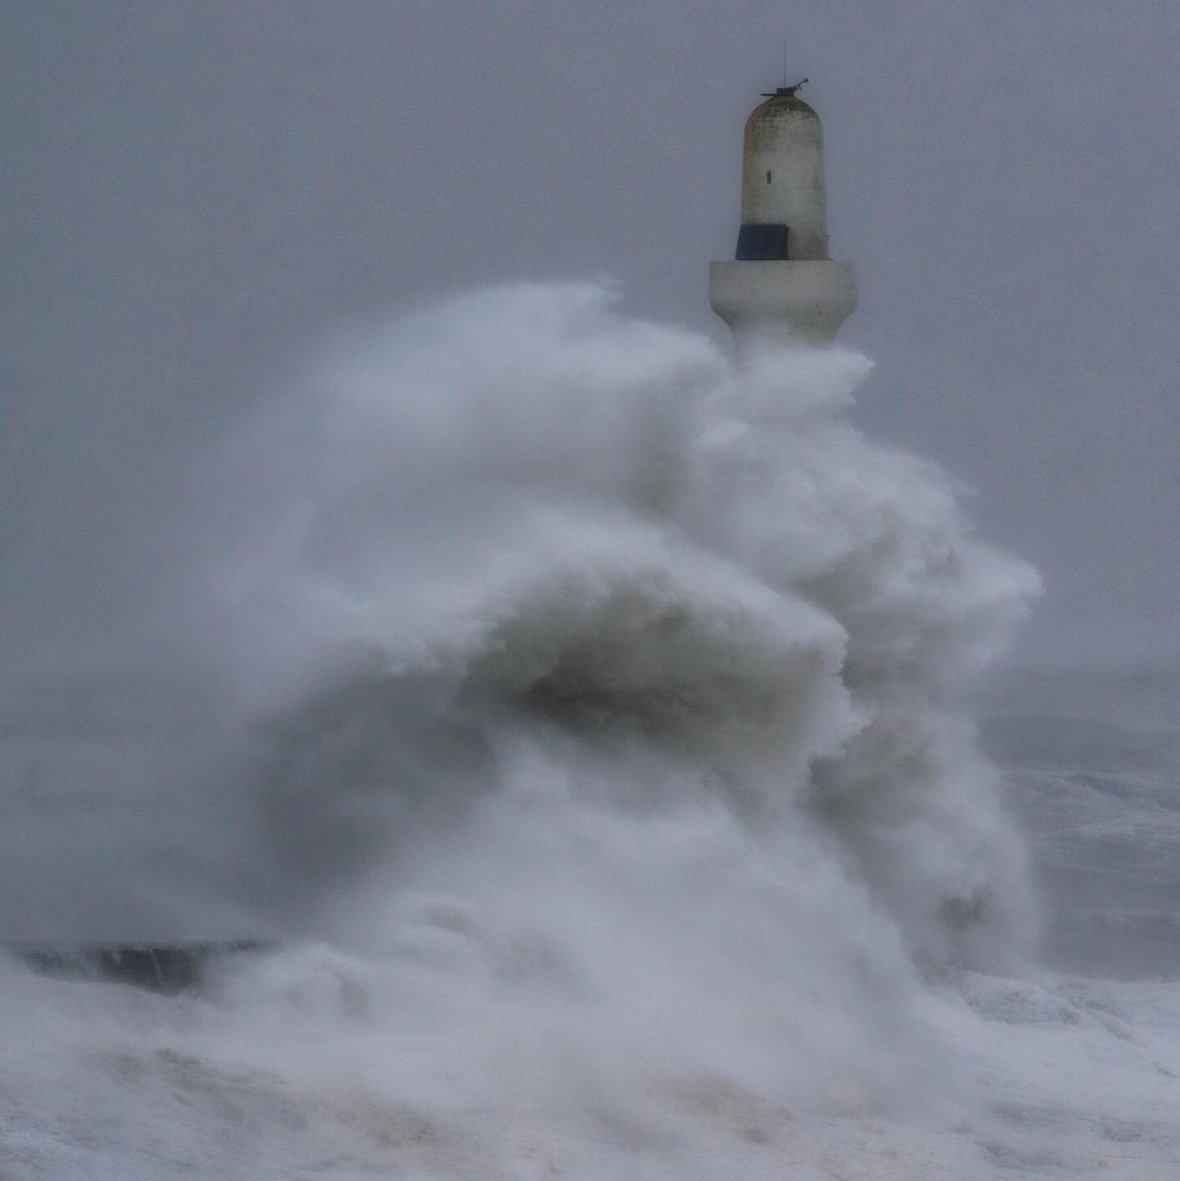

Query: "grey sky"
<box><xmin>4</xmin><ymin>0</ymin><xmax>1178</xmax><ymax>672</ymax></box>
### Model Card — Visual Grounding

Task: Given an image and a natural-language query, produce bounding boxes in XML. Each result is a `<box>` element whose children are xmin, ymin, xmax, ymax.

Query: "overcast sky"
<box><xmin>4</xmin><ymin>0</ymin><xmax>1179</xmax><ymax>676</ymax></box>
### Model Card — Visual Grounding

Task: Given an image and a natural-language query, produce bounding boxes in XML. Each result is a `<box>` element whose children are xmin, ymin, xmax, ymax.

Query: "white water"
<box><xmin>2</xmin><ymin>284</ymin><xmax>1177</xmax><ymax>1178</ymax></box>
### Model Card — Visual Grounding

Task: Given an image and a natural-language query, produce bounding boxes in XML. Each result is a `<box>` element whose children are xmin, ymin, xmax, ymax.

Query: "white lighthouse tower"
<box><xmin>709</xmin><ymin>83</ymin><xmax>856</xmax><ymax>353</ymax></box>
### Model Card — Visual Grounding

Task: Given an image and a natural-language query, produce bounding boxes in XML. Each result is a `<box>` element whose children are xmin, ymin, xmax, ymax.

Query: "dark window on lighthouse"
<box><xmin>766</xmin><ymin>170</ymin><xmax>772</xmax><ymax>183</ymax></box>
<box><xmin>735</xmin><ymin>223</ymin><xmax>789</xmax><ymax>260</ymax></box>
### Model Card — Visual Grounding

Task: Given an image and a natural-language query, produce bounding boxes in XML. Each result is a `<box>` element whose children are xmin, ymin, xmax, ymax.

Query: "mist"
<box><xmin>1</xmin><ymin>285</ymin><xmax>1067</xmax><ymax>1177</ymax></box>
<box><xmin>3</xmin><ymin>6</ymin><xmax>1179</xmax><ymax>1179</ymax></box>
<box><xmin>3</xmin><ymin>1</ymin><xmax>1179</xmax><ymax>670</ymax></box>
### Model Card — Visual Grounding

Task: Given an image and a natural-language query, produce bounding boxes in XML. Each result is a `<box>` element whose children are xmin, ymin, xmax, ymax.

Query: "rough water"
<box><xmin>2</xmin><ymin>284</ymin><xmax>1177</xmax><ymax>1178</ymax></box>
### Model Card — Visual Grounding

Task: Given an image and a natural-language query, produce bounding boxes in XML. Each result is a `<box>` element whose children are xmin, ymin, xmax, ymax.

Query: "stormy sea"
<box><xmin>2</xmin><ymin>284</ymin><xmax>1176</xmax><ymax>1179</ymax></box>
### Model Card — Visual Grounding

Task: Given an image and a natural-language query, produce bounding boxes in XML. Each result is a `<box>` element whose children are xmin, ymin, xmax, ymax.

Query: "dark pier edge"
<box><xmin>5</xmin><ymin>941</ymin><xmax>276</xmax><ymax>994</ymax></box>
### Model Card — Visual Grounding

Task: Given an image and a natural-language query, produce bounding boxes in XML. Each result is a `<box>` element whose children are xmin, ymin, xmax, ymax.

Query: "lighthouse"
<box><xmin>709</xmin><ymin>83</ymin><xmax>856</xmax><ymax>352</ymax></box>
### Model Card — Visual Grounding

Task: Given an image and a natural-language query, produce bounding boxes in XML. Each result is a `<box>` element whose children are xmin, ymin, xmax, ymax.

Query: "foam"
<box><xmin>4</xmin><ymin>283</ymin><xmax>1104</xmax><ymax>1179</ymax></box>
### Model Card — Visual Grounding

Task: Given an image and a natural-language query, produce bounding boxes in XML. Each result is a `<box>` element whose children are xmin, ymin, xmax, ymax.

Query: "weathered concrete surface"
<box><xmin>709</xmin><ymin>259</ymin><xmax>857</xmax><ymax>349</ymax></box>
<box><xmin>740</xmin><ymin>95</ymin><xmax>829</xmax><ymax>261</ymax></box>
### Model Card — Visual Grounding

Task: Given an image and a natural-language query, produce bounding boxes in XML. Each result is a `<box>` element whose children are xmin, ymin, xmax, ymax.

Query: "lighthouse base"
<box><xmin>709</xmin><ymin>259</ymin><xmax>857</xmax><ymax>352</ymax></box>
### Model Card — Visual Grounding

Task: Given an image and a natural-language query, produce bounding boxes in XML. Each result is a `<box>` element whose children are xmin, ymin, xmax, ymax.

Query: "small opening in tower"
<box><xmin>766</xmin><ymin>170</ymin><xmax>772</xmax><ymax>184</ymax></box>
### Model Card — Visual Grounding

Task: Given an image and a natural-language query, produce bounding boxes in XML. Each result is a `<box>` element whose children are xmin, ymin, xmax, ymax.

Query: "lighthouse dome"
<box><xmin>740</xmin><ymin>92</ymin><xmax>829</xmax><ymax>260</ymax></box>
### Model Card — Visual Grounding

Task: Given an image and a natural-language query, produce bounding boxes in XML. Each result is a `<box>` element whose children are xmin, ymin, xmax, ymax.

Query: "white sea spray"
<box><xmin>27</xmin><ymin>284</ymin><xmax>1180</xmax><ymax>1181</ymax></box>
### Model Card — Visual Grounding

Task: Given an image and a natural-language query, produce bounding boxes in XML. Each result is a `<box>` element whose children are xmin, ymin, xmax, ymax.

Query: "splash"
<box><xmin>203</xmin><ymin>278</ymin><xmax>1037</xmax><ymax>1038</ymax></box>
<box><xmin>3</xmin><ymin>282</ymin><xmax>1046</xmax><ymax>1177</ymax></box>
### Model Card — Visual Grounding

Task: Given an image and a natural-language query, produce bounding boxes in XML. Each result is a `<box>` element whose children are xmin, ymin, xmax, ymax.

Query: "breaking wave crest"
<box><xmin>4</xmin><ymin>282</ymin><xmax>1046</xmax><ymax>1177</ymax></box>
<box><xmin>201</xmin><ymin>277</ymin><xmax>1038</xmax><ymax>1044</ymax></box>
<box><xmin>209</xmin><ymin>282</ymin><xmax>1037</xmax><ymax>952</ymax></box>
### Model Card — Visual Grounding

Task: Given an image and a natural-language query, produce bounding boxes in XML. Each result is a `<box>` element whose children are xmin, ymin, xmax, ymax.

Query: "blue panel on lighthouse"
<box><xmin>735</xmin><ymin>223</ymin><xmax>789</xmax><ymax>260</ymax></box>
